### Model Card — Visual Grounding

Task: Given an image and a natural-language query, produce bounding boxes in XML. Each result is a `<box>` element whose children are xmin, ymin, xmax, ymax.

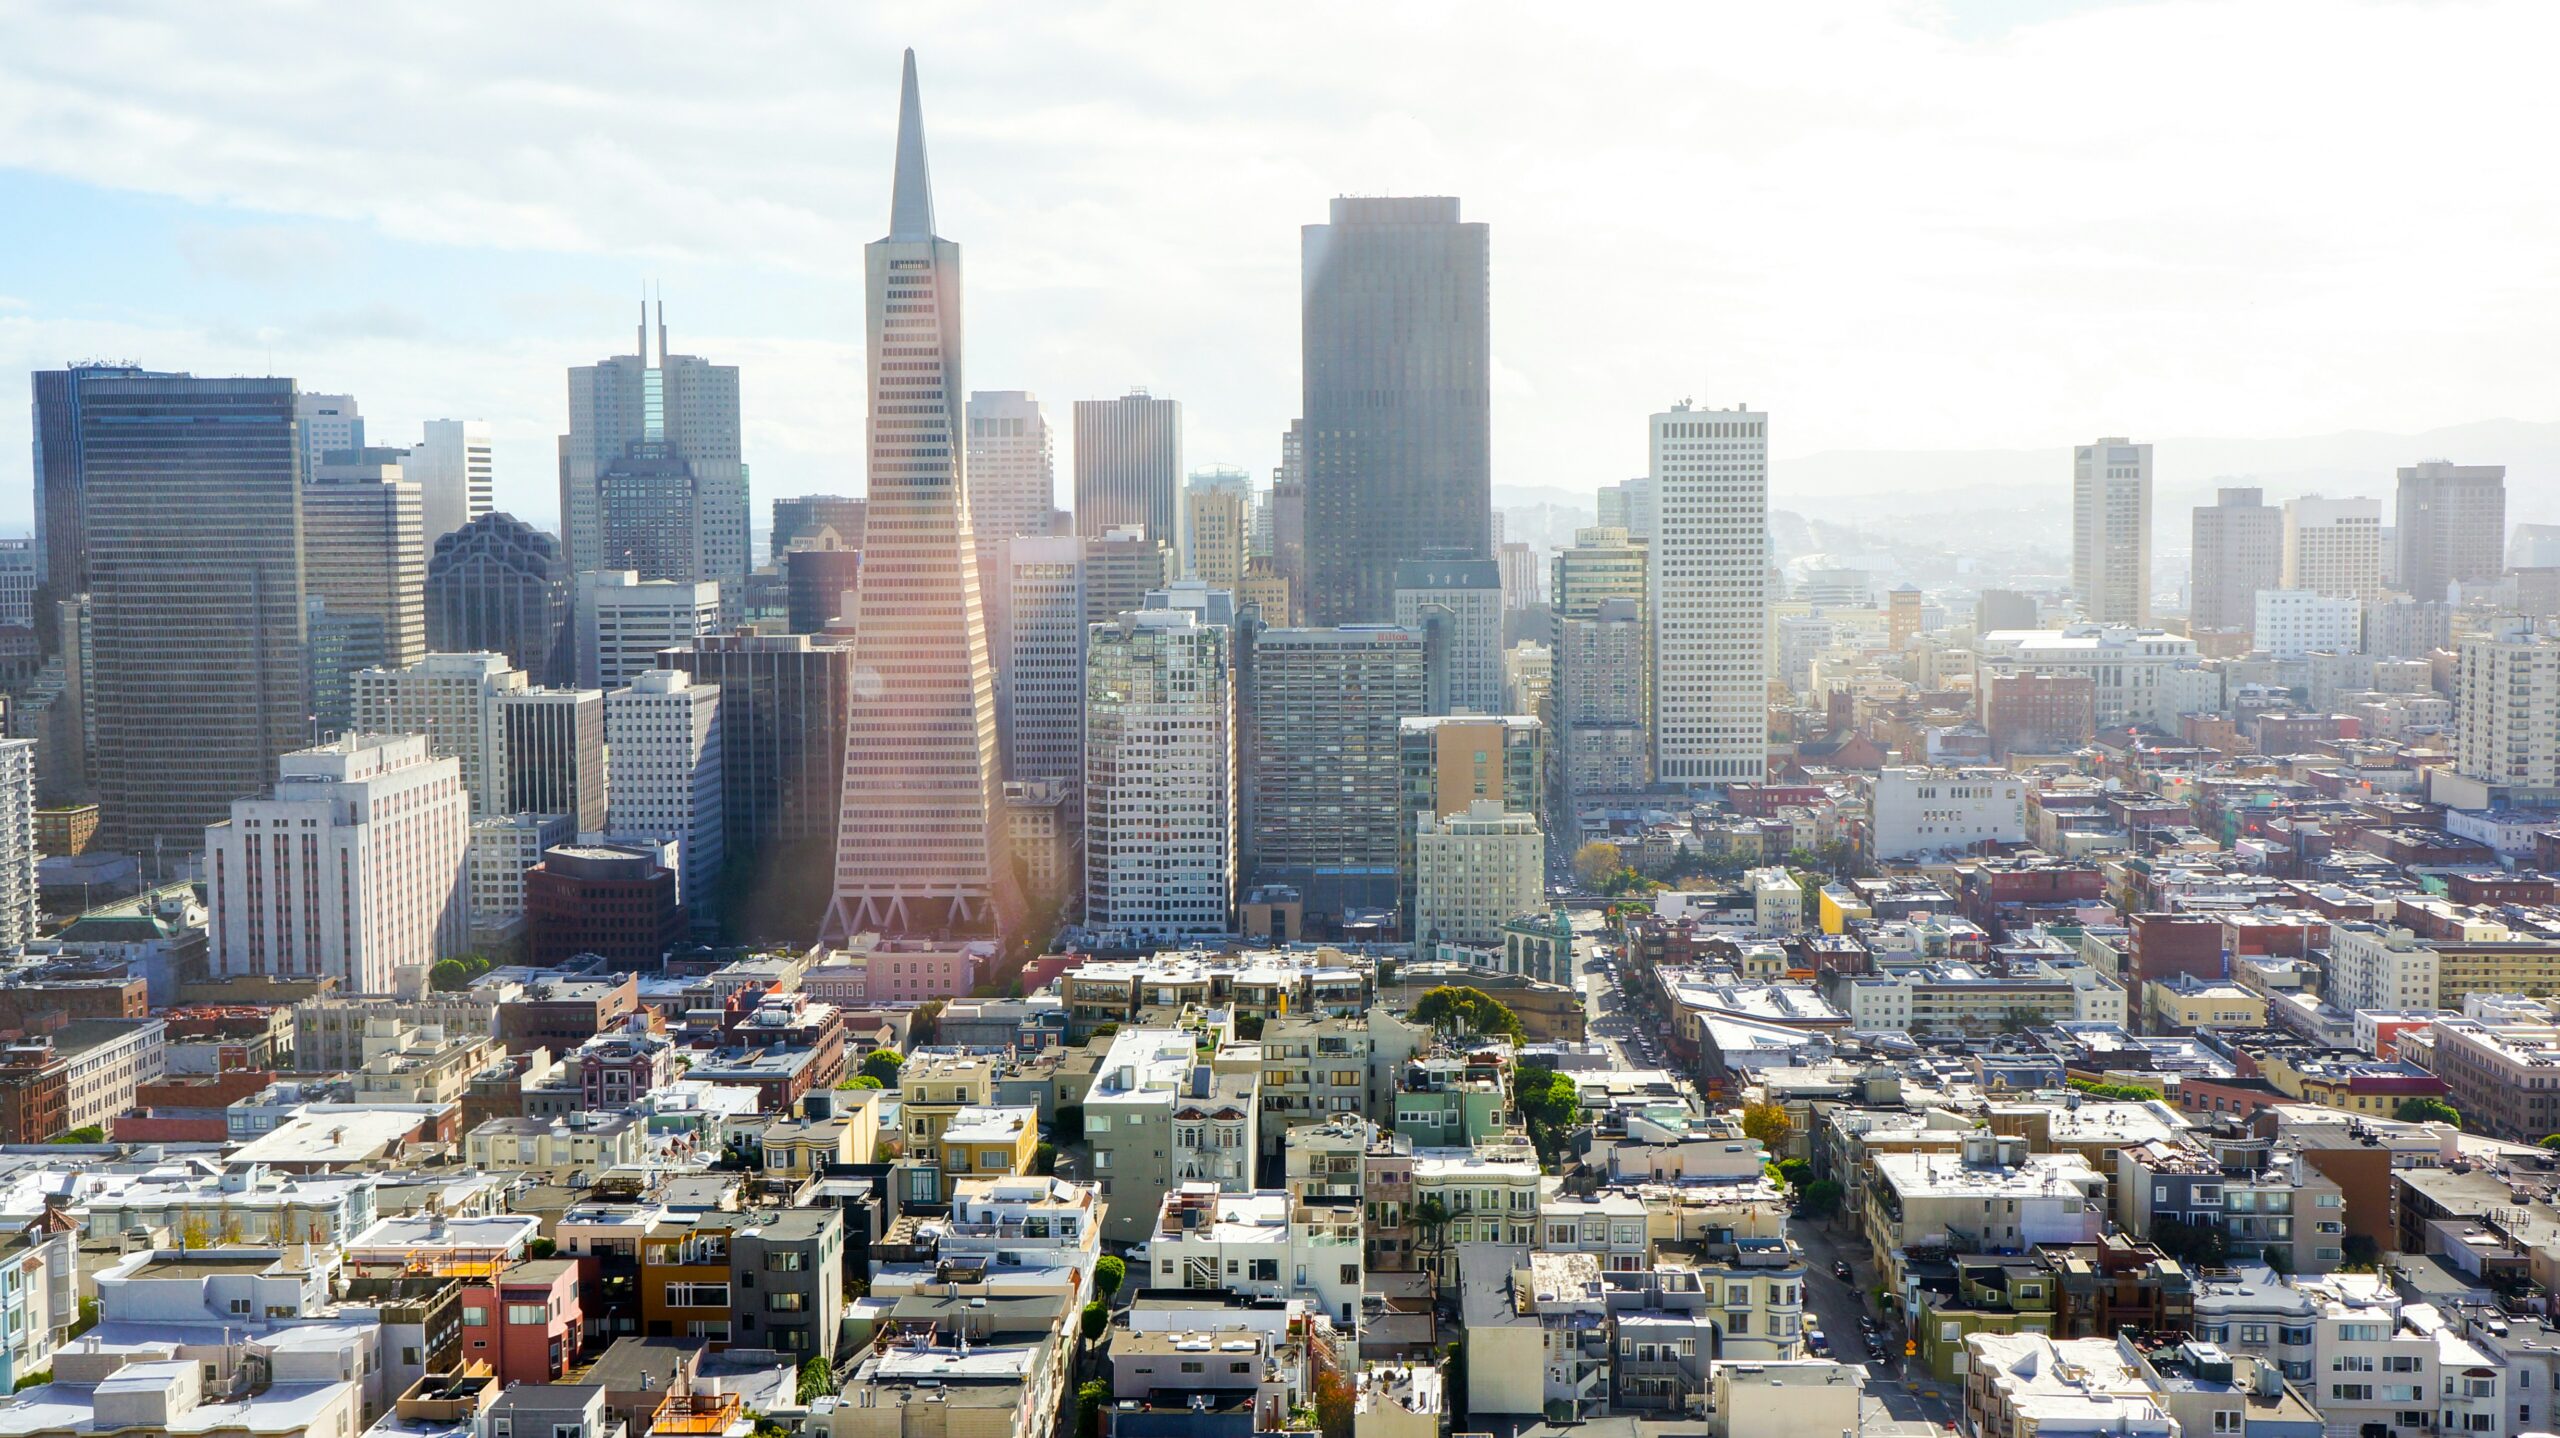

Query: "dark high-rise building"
<box><xmin>1241</xmin><ymin>625</ymin><xmax>1429</xmax><ymax>918</ymax></box>
<box><xmin>426</xmin><ymin>513</ymin><xmax>571</xmax><ymax>681</ymax></box>
<box><xmin>1301</xmin><ymin>197</ymin><xmax>1491</xmax><ymax>624</ymax></box>
<box><xmin>659</xmin><ymin>632</ymin><xmax>853</xmax><ymax>858</ymax></box>
<box><xmin>30</xmin><ymin>364</ymin><xmax>178</xmax><ymax>635</ymax></box>
<box><xmin>80</xmin><ymin>375</ymin><xmax>308</xmax><ymax>852</ymax></box>
<box><xmin>1072</xmin><ymin>390</ymin><xmax>1182</xmax><ymax>548</ymax></box>
<box><xmin>782</xmin><ymin>544</ymin><xmax>861</xmax><ymax>634</ymax></box>
<box><xmin>2396</xmin><ymin>461</ymin><xmax>2507</xmax><ymax>604</ymax></box>
<box><xmin>497</xmin><ymin>687</ymin><xmax>607</xmax><ymax>833</ymax></box>
<box><xmin>598</xmin><ymin>445</ymin><xmax>702</xmax><ymax>581</ymax></box>
<box><xmin>770</xmin><ymin>495</ymin><xmax>866</xmax><ymax>558</ymax></box>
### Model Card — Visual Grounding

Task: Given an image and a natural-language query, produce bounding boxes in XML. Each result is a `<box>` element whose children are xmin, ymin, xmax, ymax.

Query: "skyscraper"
<box><xmin>304</xmin><ymin>450</ymin><xmax>426</xmax><ymax>670</ymax></box>
<box><xmin>2281</xmin><ymin>495</ymin><xmax>2384</xmax><ymax>600</ymax></box>
<box><xmin>1184</xmin><ymin>471</ymin><xmax>1252</xmax><ymax>588</ymax></box>
<box><xmin>1595</xmin><ymin>477</ymin><xmax>1657</xmax><ymax>543</ymax></box>
<box><xmin>1084</xmin><ymin>609</ymin><xmax>1234</xmax><ymax>940</ymax></box>
<box><xmin>1559</xmin><ymin>597</ymin><xmax>1650</xmax><ymax>809</ymax></box>
<box><xmin>294</xmin><ymin>393</ymin><xmax>363</xmax><ymax>486</ymax></box>
<box><xmin>0</xmin><ymin>740</ymin><xmax>35</xmax><ymax>949</ymax></box>
<box><xmin>497</xmin><ymin>686</ymin><xmax>608</xmax><ymax>833</ymax></box>
<box><xmin>656</xmin><ymin>630</ymin><xmax>852</xmax><ymax>864</ymax></box>
<box><xmin>2189</xmin><ymin>487</ymin><xmax>2281</xmax><ymax>636</ymax></box>
<box><xmin>409</xmin><ymin>419</ymin><xmax>495</xmax><ymax>551</ymax></box>
<box><xmin>965</xmin><ymin>391</ymin><xmax>1057</xmax><ymax>548</ymax></box>
<box><xmin>1301</xmin><ymin>197</ymin><xmax>1491</xmax><ymax>624</ymax></box>
<box><xmin>1551</xmin><ymin>526</ymin><xmax>1647</xmax><ymax>624</ymax></box>
<box><xmin>30</xmin><ymin>364</ymin><xmax>178</xmax><ymax>611</ymax></box>
<box><xmin>82</xmin><ymin>375</ymin><xmax>307</xmax><ymax>852</ymax></box>
<box><xmin>426</xmin><ymin>513</ymin><xmax>571</xmax><ymax>680</ymax></box>
<box><xmin>1074</xmin><ymin>390</ymin><xmax>1183</xmax><ymax>548</ymax></box>
<box><xmin>2453</xmin><ymin>617</ymin><xmax>2560</xmax><ymax>801</ymax></box>
<box><xmin>1005</xmin><ymin>535</ymin><xmax>1087</xmax><ymax>788</ymax></box>
<box><xmin>573</xmin><ymin>571</ymin><xmax>719</xmax><ymax>690</ymax></box>
<box><xmin>205</xmin><ymin>733</ymin><xmax>468</xmax><ymax>993</ymax></box>
<box><xmin>1649</xmin><ymin>402</ymin><xmax>1768</xmax><ymax>788</ymax></box>
<box><xmin>559</xmin><ymin>304</ymin><xmax>749</xmax><ymax>609</ymax></box>
<box><xmin>771</xmin><ymin>495</ymin><xmax>867</xmax><ymax>558</ymax></box>
<box><xmin>822</xmin><ymin>50</ymin><xmax>1017</xmax><ymax>943</ymax></box>
<box><xmin>606</xmin><ymin>668</ymin><xmax>724</xmax><ymax>930</ymax></box>
<box><xmin>352</xmin><ymin>652</ymin><xmax>527</xmax><ymax>814</ymax></box>
<box><xmin>2071</xmin><ymin>437</ymin><xmax>2152</xmax><ymax>625</ymax></box>
<box><xmin>2396</xmin><ymin>461</ymin><xmax>2507</xmax><ymax>603</ymax></box>
<box><xmin>1242</xmin><ymin>625</ymin><xmax>1428</xmax><ymax>911</ymax></box>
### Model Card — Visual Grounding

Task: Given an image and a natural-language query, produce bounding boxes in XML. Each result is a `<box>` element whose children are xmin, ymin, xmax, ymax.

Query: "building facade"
<box><xmin>425</xmin><ymin>513</ymin><xmax>570</xmax><ymax>681</ymax></box>
<box><xmin>2190</xmin><ymin>487</ymin><xmax>2281</xmax><ymax>636</ymax></box>
<box><xmin>1393</xmin><ymin>556</ymin><xmax>1504</xmax><ymax>717</ymax></box>
<box><xmin>1649</xmin><ymin>403</ymin><xmax>1768</xmax><ymax>788</ymax></box>
<box><xmin>2396</xmin><ymin>461</ymin><xmax>2506</xmax><ymax>603</ymax></box>
<box><xmin>1084</xmin><ymin>610</ymin><xmax>1235</xmax><ymax>940</ymax></box>
<box><xmin>2071</xmin><ymin>437</ymin><xmax>2152</xmax><ymax>625</ymax></box>
<box><xmin>605</xmin><ymin>669</ymin><xmax>723</xmax><ymax>928</ymax></box>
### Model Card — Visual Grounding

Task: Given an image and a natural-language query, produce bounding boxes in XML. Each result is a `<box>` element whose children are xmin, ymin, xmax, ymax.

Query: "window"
<box><xmin>464</xmin><ymin>1306</ymin><xmax>489</xmax><ymax>1327</ymax></box>
<box><xmin>2331</xmin><ymin>1384</ymin><xmax>2372</xmax><ymax>1401</ymax></box>
<box><xmin>506</xmin><ymin>1303</ymin><xmax>548</xmax><ymax>1326</ymax></box>
<box><xmin>2212</xmin><ymin>1411</ymin><xmax>2240</xmax><ymax>1434</ymax></box>
<box><xmin>667</xmin><ymin>1283</ymin><xmax>731</xmax><ymax>1308</ymax></box>
<box><xmin>770</xmin><ymin>1293</ymin><xmax>806</xmax><ymax>1312</ymax></box>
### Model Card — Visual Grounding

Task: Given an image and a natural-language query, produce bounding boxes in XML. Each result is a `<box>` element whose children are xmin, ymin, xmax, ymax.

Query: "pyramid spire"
<box><xmin>889</xmin><ymin>48</ymin><xmax>936</xmax><ymax>241</ymax></box>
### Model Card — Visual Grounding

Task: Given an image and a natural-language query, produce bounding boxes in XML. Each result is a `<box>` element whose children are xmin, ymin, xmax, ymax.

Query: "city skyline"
<box><xmin>13</xmin><ymin>6</ymin><xmax>2560</xmax><ymax>535</ymax></box>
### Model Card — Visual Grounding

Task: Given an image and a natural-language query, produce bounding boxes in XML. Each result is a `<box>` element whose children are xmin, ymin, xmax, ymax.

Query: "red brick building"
<box><xmin>524</xmin><ymin>847</ymin><xmax>686</xmax><ymax>968</ymax></box>
<box><xmin>2127</xmin><ymin>912</ymin><xmax>2226</xmax><ymax>989</ymax></box>
<box><xmin>1983</xmin><ymin>671</ymin><xmax>2095</xmax><ymax>758</ymax></box>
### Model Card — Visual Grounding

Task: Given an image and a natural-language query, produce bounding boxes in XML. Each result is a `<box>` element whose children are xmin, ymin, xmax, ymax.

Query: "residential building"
<box><xmin>81</xmin><ymin>374</ymin><xmax>306</xmax><ymax>851</ymax></box>
<box><xmin>1396</xmin><ymin>714</ymin><xmax>1544</xmax><ymax>921</ymax></box>
<box><xmin>2282</xmin><ymin>494</ymin><xmax>2384</xmax><ymax>600</ymax></box>
<box><xmin>2451</xmin><ymin>618</ymin><xmax>2560</xmax><ymax>801</ymax></box>
<box><xmin>604</xmin><ymin>668</ymin><xmax>723</xmax><ymax>927</ymax></box>
<box><xmin>206</xmin><ymin>734</ymin><xmax>469</xmax><ymax>994</ymax></box>
<box><xmin>1084</xmin><ymin>609</ymin><xmax>1234</xmax><ymax>941</ymax></box>
<box><xmin>2073</xmin><ymin>437</ymin><xmax>2153</xmax><ymax>625</ymax></box>
<box><xmin>572</xmin><ymin>571</ymin><xmax>717</xmax><ymax>690</ymax></box>
<box><xmin>1075</xmin><ymin>390</ymin><xmax>1183</xmax><ymax>549</ymax></box>
<box><xmin>1650</xmin><ymin>402</ymin><xmax>1768</xmax><ymax>787</ymax></box>
<box><xmin>1140</xmin><ymin>1185</ymin><xmax>1364</xmax><ymax>1328</ymax></box>
<box><xmin>2326</xmin><ymin>924</ymin><xmax>2439</xmax><ymax>1014</ymax></box>
<box><xmin>1559</xmin><ymin>597</ymin><xmax>1649</xmax><ymax>805</ymax></box>
<box><xmin>1393</xmin><ymin>556</ymin><xmax>1504</xmax><ymax>716</ymax></box>
<box><xmin>822</xmin><ymin>58</ymin><xmax>1014</xmax><ymax>945</ymax></box>
<box><xmin>1413</xmin><ymin>801</ymin><xmax>1541</xmax><ymax>947</ymax></box>
<box><xmin>1244</xmin><ymin>626</ymin><xmax>1429</xmax><ymax>907</ymax></box>
<box><xmin>1086</xmin><ymin>1028</ymin><xmax>1260</xmax><ymax>1244</ymax></box>
<box><xmin>2253</xmin><ymin>589</ymin><xmax>2362</xmax><ymax>661</ymax></box>
<box><xmin>2396</xmin><ymin>460</ymin><xmax>2506</xmax><ymax>603</ymax></box>
<box><xmin>1862</xmin><ymin>1131</ymin><xmax>2106</xmax><ymax>1258</ymax></box>
<box><xmin>425</xmin><ymin>513</ymin><xmax>568</xmax><ymax>680</ymax></box>
<box><xmin>0</xmin><ymin>741</ymin><xmax>35</xmax><ymax>948</ymax></box>
<box><xmin>1301</xmin><ymin>197</ymin><xmax>1491</xmax><ymax>624</ymax></box>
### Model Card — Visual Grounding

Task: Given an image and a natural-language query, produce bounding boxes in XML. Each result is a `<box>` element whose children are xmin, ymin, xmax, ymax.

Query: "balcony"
<box><xmin>649</xmin><ymin>1392</ymin><xmax>745</xmax><ymax>1437</ymax></box>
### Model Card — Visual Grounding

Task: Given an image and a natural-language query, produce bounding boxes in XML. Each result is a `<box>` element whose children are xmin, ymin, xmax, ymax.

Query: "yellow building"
<box><xmin>2142</xmin><ymin>978</ymin><xmax>2267</xmax><ymax>1033</ymax></box>
<box><xmin>939</xmin><ymin>1105</ymin><xmax>1040</xmax><ymax>1187</ymax></box>
<box><xmin>1817</xmin><ymin>884</ymin><xmax>1871</xmax><ymax>935</ymax></box>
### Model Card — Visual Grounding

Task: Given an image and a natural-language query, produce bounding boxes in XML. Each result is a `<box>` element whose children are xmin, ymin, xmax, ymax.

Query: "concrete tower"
<box><xmin>822</xmin><ymin>51</ymin><xmax>1018</xmax><ymax>942</ymax></box>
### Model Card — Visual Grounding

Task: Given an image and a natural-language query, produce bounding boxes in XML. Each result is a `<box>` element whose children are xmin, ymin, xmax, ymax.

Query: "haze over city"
<box><xmin>9</xmin><ymin>1</ymin><xmax>2560</xmax><ymax>532</ymax></box>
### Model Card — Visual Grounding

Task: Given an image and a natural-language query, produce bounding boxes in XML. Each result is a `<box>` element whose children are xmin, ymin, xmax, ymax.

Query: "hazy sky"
<box><xmin>4</xmin><ymin>0</ymin><xmax>2558</xmax><ymax>532</ymax></box>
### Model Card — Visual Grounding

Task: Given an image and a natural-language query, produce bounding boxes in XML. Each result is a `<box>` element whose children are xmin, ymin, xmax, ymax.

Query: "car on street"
<box><xmin>1806</xmin><ymin>1327</ymin><xmax>1829</xmax><ymax>1356</ymax></box>
<box><xmin>1833</xmin><ymin>1259</ymin><xmax>1854</xmax><ymax>1282</ymax></box>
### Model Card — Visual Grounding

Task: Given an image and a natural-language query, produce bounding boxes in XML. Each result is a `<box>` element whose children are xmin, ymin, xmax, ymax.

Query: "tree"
<box><xmin>1094</xmin><ymin>1254</ymin><xmax>1126</xmax><ymax>1301</ymax></box>
<box><xmin>527</xmin><ymin>1237</ymin><xmax>558</xmax><ymax>1259</ymax></box>
<box><xmin>1081</xmin><ymin>1299</ymin><xmax>1107</xmax><ymax>1342</ymax></box>
<box><xmin>1572</xmin><ymin>841</ymin><xmax>1622</xmax><ymax>890</ymax></box>
<box><xmin>2396</xmin><ymin>1096</ymin><xmax>2461</xmax><ymax>1127</ymax></box>
<box><xmin>797</xmin><ymin>1355</ymin><xmax>835</xmax><ymax>1403</ymax></box>
<box><xmin>911</xmin><ymin>1000</ymin><xmax>945</xmax><ymax>1047</ymax></box>
<box><xmin>179</xmin><ymin>1215</ymin><xmax>212</xmax><ymax>1250</ymax></box>
<box><xmin>1409</xmin><ymin>986</ymin><xmax>1526</xmax><ymax>1044</ymax></box>
<box><xmin>1515</xmin><ymin>1063</ymin><xmax>1583</xmax><ymax>1165</ymax></box>
<box><xmin>1034</xmin><ymin>1141</ymin><xmax>1058</xmax><ymax>1176</ymax></box>
<box><xmin>839</xmin><ymin>1075</ymin><xmax>886</xmax><ymax>1090</ymax></box>
<box><xmin>1411</xmin><ymin>1195</ymin><xmax>1452</xmax><ymax>1276</ymax></box>
<box><xmin>48</xmin><ymin>1125</ymin><xmax>103</xmax><ymax>1145</ymax></box>
<box><xmin>1799</xmin><ymin>1179</ymin><xmax>1844</xmax><ymax>1217</ymax></box>
<box><xmin>861</xmin><ymin>1048</ymin><xmax>907</xmax><ymax>1087</ymax></box>
<box><xmin>1741</xmin><ymin>1102</ymin><xmax>1793</xmax><ymax>1150</ymax></box>
<box><xmin>1775</xmin><ymin>1157</ymin><xmax>1812</xmax><ymax>1188</ymax></box>
<box><xmin>2541</xmin><ymin>1134</ymin><xmax>2560</xmax><ymax>1151</ymax></box>
<box><xmin>1076</xmin><ymin>1379</ymin><xmax>1110</xmax><ymax>1438</ymax></box>
<box><xmin>1314</xmin><ymin>1367</ymin><xmax>1356</xmax><ymax>1438</ymax></box>
<box><xmin>2067</xmin><ymin>1078</ymin><xmax>2164</xmax><ymax>1102</ymax></box>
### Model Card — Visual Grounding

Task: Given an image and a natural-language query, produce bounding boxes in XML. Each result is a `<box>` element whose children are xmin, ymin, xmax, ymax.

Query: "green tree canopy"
<box><xmin>860</xmin><ymin>1048</ymin><xmax>907</xmax><ymax>1086</ymax></box>
<box><xmin>1409</xmin><ymin>986</ymin><xmax>1526</xmax><ymax>1043</ymax></box>
<box><xmin>2396</xmin><ymin>1096</ymin><xmax>2461</xmax><ymax>1126</ymax></box>
<box><xmin>1740</xmin><ymin>1102</ymin><xmax>1793</xmax><ymax>1149</ymax></box>
<box><xmin>1571</xmin><ymin>841</ymin><xmax>1622</xmax><ymax>889</ymax></box>
<box><xmin>1095</xmin><ymin>1254</ymin><xmax>1126</xmax><ymax>1298</ymax></box>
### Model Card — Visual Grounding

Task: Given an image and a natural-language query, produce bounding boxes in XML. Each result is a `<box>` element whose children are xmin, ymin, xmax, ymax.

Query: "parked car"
<box><xmin>1806</xmin><ymin>1327</ymin><xmax>1830</xmax><ymax>1356</ymax></box>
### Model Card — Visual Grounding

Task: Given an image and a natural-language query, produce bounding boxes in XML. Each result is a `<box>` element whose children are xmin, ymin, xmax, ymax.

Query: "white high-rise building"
<box><xmin>465</xmin><ymin>812</ymin><xmax>573</xmax><ymax>944</ymax></box>
<box><xmin>205</xmin><ymin>733</ymin><xmax>469</xmax><ymax>994</ymax></box>
<box><xmin>1413</xmin><ymin>799</ymin><xmax>1542</xmax><ymax>947</ymax></box>
<box><xmin>294</xmin><ymin>393</ymin><xmax>363</xmax><ymax>486</ymax></box>
<box><xmin>1649</xmin><ymin>402</ymin><xmax>1768</xmax><ymax>787</ymax></box>
<box><xmin>409</xmin><ymin>419</ymin><xmax>496</xmax><ymax>552</ymax></box>
<box><xmin>0</xmin><ymin>540</ymin><xmax>34</xmax><ymax>631</ymax></box>
<box><xmin>2454</xmin><ymin>618</ymin><xmax>2560</xmax><ymax>795</ymax></box>
<box><xmin>605</xmin><ymin>668</ymin><xmax>723</xmax><ymax>926</ymax></box>
<box><xmin>2253</xmin><ymin>589</ymin><xmax>2362</xmax><ymax>661</ymax></box>
<box><xmin>1005</xmin><ymin>535</ymin><xmax>1086</xmax><ymax>789</ymax></box>
<box><xmin>0</xmin><ymin>740</ymin><xmax>34</xmax><ymax>948</ymax></box>
<box><xmin>2071</xmin><ymin>437</ymin><xmax>2152</xmax><ymax>625</ymax></box>
<box><xmin>1084</xmin><ymin>609</ymin><xmax>1233</xmax><ymax>940</ymax></box>
<box><xmin>2282</xmin><ymin>495</ymin><xmax>2383</xmax><ymax>600</ymax></box>
<box><xmin>352</xmin><ymin>652</ymin><xmax>529</xmax><ymax>815</ymax></box>
<box><xmin>573</xmin><ymin>571</ymin><xmax>719</xmax><ymax>690</ymax></box>
<box><xmin>964</xmin><ymin>391</ymin><xmax>1057</xmax><ymax>549</ymax></box>
<box><xmin>559</xmin><ymin>306</ymin><xmax>749</xmax><ymax>613</ymax></box>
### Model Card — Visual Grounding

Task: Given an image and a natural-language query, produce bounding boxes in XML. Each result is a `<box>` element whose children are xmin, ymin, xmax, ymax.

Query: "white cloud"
<box><xmin>3</xmin><ymin>0</ymin><xmax>2559</xmax><ymax>511</ymax></box>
